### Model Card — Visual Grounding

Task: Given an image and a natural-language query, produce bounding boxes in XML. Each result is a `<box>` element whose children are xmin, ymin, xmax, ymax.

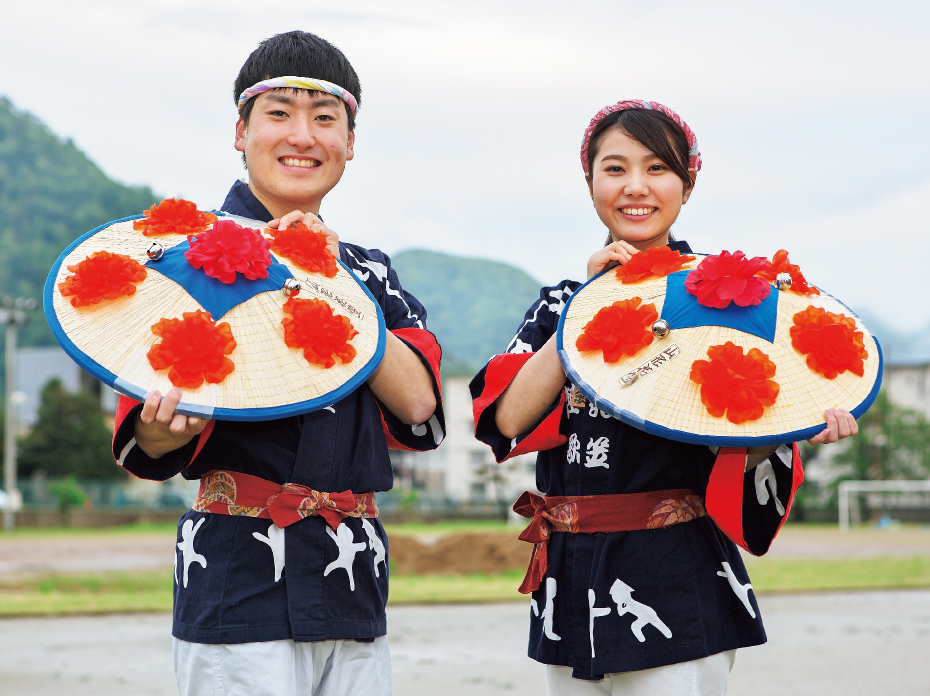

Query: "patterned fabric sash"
<box><xmin>193</xmin><ymin>470</ymin><xmax>378</xmax><ymax>530</ymax></box>
<box><xmin>513</xmin><ymin>489</ymin><xmax>706</xmax><ymax>594</ymax></box>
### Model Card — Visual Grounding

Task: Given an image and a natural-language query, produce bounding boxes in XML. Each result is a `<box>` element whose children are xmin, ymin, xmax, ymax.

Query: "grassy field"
<box><xmin>3</xmin><ymin>556</ymin><xmax>930</xmax><ymax>618</ymax></box>
<box><xmin>3</xmin><ymin>522</ymin><xmax>930</xmax><ymax>617</ymax></box>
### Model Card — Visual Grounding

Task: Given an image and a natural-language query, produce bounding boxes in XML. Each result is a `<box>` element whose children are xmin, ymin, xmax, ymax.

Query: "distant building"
<box><xmin>390</xmin><ymin>367</ymin><xmax>539</xmax><ymax>507</ymax></box>
<box><xmin>882</xmin><ymin>363</ymin><xmax>930</xmax><ymax>419</ymax></box>
<box><xmin>15</xmin><ymin>346</ymin><xmax>117</xmax><ymax>427</ymax></box>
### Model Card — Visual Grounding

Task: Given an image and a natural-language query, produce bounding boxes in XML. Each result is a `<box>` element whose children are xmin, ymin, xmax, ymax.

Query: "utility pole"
<box><xmin>2</xmin><ymin>296</ymin><xmax>37</xmax><ymax>532</ymax></box>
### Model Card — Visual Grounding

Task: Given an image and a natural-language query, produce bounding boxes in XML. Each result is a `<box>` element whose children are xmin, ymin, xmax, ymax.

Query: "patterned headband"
<box><xmin>237</xmin><ymin>76</ymin><xmax>359</xmax><ymax>116</ymax></box>
<box><xmin>580</xmin><ymin>99</ymin><xmax>701</xmax><ymax>175</ymax></box>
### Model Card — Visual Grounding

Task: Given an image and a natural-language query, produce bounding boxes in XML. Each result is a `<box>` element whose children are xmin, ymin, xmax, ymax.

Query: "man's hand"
<box><xmin>269</xmin><ymin>210</ymin><xmax>340</xmax><ymax>261</ymax></box>
<box><xmin>807</xmin><ymin>407</ymin><xmax>858</xmax><ymax>445</ymax></box>
<box><xmin>134</xmin><ymin>388</ymin><xmax>208</xmax><ymax>459</ymax></box>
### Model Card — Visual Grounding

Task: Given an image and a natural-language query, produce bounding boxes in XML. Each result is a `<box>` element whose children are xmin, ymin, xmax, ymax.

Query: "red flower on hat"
<box><xmin>133</xmin><ymin>198</ymin><xmax>217</xmax><ymax>237</ymax></box>
<box><xmin>790</xmin><ymin>306</ymin><xmax>868</xmax><ymax>379</ymax></box>
<box><xmin>282</xmin><ymin>296</ymin><xmax>358</xmax><ymax>368</ymax></box>
<box><xmin>684</xmin><ymin>251</ymin><xmax>772</xmax><ymax>309</ymax></box>
<box><xmin>757</xmin><ymin>249</ymin><xmax>820</xmax><ymax>297</ymax></box>
<box><xmin>268</xmin><ymin>223</ymin><xmax>338</xmax><ymax>278</ymax></box>
<box><xmin>58</xmin><ymin>250</ymin><xmax>147</xmax><ymax>308</ymax></box>
<box><xmin>185</xmin><ymin>220</ymin><xmax>272</xmax><ymax>284</ymax></box>
<box><xmin>147</xmin><ymin>310</ymin><xmax>237</xmax><ymax>389</ymax></box>
<box><xmin>690</xmin><ymin>342</ymin><xmax>779</xmax><ymax>424</ymax></box>
<box><xmin>575</xmin><ymin>297</ymin><xmax>658</xmax><ymax>363</ymax></box>
<box><xmin>615</xmin><ymin>246</ymin><xmax>696</xmax><ymax>284</ymax></box>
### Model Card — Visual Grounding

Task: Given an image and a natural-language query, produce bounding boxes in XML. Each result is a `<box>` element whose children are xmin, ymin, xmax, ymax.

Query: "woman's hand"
<box><xmin>586</xmin><ymin>239</ymin><xmax>640</xmax><ymax>279</ymax></box>
<box><xmin>269</xmin><ymin>210</ymin><xmax>340</xmax><ymax>261</ymax></box>
<box><xmin>134</xmin><ymin>388</ymin><xmax>208</xmax><ymax>459</ymax></box>
<box><xmin>807</xmin><ymin>408</ymin><xmax>858</xmax><ymax>445</ymax></box>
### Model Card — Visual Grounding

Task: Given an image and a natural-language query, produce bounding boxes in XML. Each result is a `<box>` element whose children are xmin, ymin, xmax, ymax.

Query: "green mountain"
<box><xmin>0</xmin><ymin>97</ymin><xmax>158</xmax><ymax>351</ymax></box>
<box><xmin>391</xmin><ymin>250</ymin><xmax>543</xmax><ymax>372</ymax></box>
<box><xmin>0</xmin><ymin>98</ymin><xmax>544</xmax><ymax>383</ymax></box>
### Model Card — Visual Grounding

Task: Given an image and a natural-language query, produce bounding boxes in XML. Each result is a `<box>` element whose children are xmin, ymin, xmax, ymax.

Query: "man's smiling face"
<box><xmin>235</xmin><ymin>88</ymin><xmax>354</xmax><ymax>218</ymax></box>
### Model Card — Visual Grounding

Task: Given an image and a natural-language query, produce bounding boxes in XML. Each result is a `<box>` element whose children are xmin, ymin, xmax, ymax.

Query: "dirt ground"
<box><xmin>389</xmin><ymin>533</ymin><xmax>529</xmax><ymax>575</ymax></box>
<box><xmin>2</xmin><ymin>524</ymin><xmax>930</xmax><ymax>578</ymax></box>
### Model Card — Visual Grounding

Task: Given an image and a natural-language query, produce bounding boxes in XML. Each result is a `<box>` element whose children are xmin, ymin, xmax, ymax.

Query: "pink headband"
<box><xmin>580</xmin><ymin>100</ymin><xmax>701</xmax><ymax>176</ymax></box>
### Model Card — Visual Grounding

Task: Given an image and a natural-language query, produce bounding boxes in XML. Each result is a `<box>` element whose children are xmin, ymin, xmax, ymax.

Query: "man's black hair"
<box><xmin>234</xmin><ymin>31</ymin><xmax>361</xmax><ymax>130</ymax></box>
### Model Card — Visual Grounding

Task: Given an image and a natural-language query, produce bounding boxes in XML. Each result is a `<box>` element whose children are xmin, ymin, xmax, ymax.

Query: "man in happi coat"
<box><xmin>111</xmin><ymin>30</ymin><xmax>444</xmax><ymax>696</ymax></box>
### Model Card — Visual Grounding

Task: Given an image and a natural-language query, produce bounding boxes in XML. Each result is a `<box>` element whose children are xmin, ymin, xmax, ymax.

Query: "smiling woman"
<box><xmin>469</xmin><ymin>98</ymin><xmax>865</xmax><ymax>695</ymax></box>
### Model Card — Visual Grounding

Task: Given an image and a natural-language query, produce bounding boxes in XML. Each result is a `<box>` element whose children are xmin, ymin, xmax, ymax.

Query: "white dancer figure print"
<box><xmin>540</xmin><ymin>577</ymin><xmax>561</xmax><ymax>641</ymax></box>
<box><xmin>566</xmin><ymin>434</ymin><xmax>581</xmax><ymax>464</ymax></box>
<box><xmin>717</xmin><ymin>562</ymin><xmax>756</xmax><ymax>618</ymax></box>
<box><xmin>588</xmin><ymin>589</ymin><xmax>612</xmax><ymax>657</ymax></box>
<box><xmin>565</xmin><ymin>387</ymin><xmax>580</xmax><ymax>417</ymax></box>
<box><xmin>177</xmin><ymin>518</ymin><xmax>207</xmax><ymax>588</ymax></box>
<box><xmin>754</xmin><ymin>460</ymin><xmax>786</xmax><ymax>516</ymax></box>
<box><xmin>585</xmin><ymin>437</ymin><xmax>610</xmax><ymax>469</ymax></box>
<box><xmin>324</xmin><ymin>523</ymin><xmax>368</xmax><ymax>591</ymax></box>
<box><xmin>252</xmin><ymin>523</ymin><xmax>286</xmax><ymax>582</ymax></box>
<box><xmin>609</xmin><ymin>579</ymin><xmax>672</xmax><ymax>642</ymax></box>
<box><xmin>361</xmin><ymin>518</ymin><xmax>387</xmax><ymax>578</ymax></box>
<box><xmin>411</xmin><ymin>414</ymin><xmax>445</xmax><ymax>445</ymax></box>
<box><xmin>547</xmin><ymin>287</ymin><xmax>573</xmax><ymax>316</ymax></box>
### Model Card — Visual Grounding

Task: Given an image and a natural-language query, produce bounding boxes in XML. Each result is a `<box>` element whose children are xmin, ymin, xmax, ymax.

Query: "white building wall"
<box><xmin>421</xmin><ymin>375</ymin><xmax>539</xmax><ymax>503</ymax></box>
<box><xmin>882</xmin><ymin>364</ymin><xmax>930</xmax><ymax>418</ymax></box>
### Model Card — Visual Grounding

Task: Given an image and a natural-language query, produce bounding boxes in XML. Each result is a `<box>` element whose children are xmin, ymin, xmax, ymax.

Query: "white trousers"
<box><xmin>173</xmin><ymin>637</ymin><xmax>392</xmax><ymax>696</ymax></box>
<box><xmin>546</xmin><ymin>650</ymin><xmax>735</xmax><ymax>696</ymax></box>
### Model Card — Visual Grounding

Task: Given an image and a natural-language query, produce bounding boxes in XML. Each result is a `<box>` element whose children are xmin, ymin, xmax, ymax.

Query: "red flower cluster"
<box><xmin>790</xmin><ymin>306</ymin><xmax>868</xmax><ymax>379</ymax></box>
<box><xmin>185</xmin><ymin>220</ymin><xmax>272</xmax><ymax>284</ymax></box>
<box><xmin>575</xmin><ymin>297</ymin><xmax>658</xmax><ymax>363</ymax></box>
<box><xmin>684</xmin><ymin>251</ymin><xmax>772</xmax><ymax>309</ymax></box>
<box><xmin>690</xmin><ymin>341</ymin><xmax>780</xmax><ymax>424</ymax></box>
<box><xmin>757</xmin><ymin>249</ymin><xmax>820</xmax><ymax>296</ymax></box>
<box><xmin>282</xmin><ymin>297</ymin><xmax>358</xmax><ymax>368</ymax></box>
<box><xmin>615</xmin><ymin>246</ymin><xmax>696</xmax><ymax>284</ymax></box>
<box><xmin>58</xmin><ymin>250</ymin><xmax>147</xmax><ymax>308</ymax></box>
<box><xmin>133</xmin><ymin>199</ymin><xmax>217</xmax><ymax>237</ymax></box>
<box><xmin>268</xmin><ymin>223</ymin><xmax>338</xmax><ymax>278</ymax></box>
<box><xmin>147</xmin><ymin>310</ymin><xmax>237</xmax><ymax>389</ymax></box>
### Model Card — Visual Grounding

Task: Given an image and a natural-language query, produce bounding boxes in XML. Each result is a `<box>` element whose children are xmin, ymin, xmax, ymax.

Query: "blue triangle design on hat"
<box><xmin>145</xmin><ymin>241</ymin><xmax>295</xmax><ymax>320</ymax></box>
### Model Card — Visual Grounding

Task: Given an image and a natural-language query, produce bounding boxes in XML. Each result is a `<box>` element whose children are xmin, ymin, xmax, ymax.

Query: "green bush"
<box><xmin>18</xmin><ymin>378</ymin><xmax>122</xmax><ymax>479</ymax></box>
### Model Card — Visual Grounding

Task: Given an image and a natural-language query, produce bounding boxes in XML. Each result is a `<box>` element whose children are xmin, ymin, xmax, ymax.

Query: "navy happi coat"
<box><xmin>112</xmin><ymin>181</ymin><xmax>445</xmax><ymax>644</ymax></box>
<box><xmin>470</xmin><ymin>241</ymin><xmax>803</xmax><ymax>680</ymax></box>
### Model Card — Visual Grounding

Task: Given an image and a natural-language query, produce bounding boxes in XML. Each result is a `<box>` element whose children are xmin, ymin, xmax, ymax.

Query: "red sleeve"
<box><xmin>376</xmin><ymin>327</ymin><xmax>446</xmax><ymax>451</ymax></box>
<box><xmin>470</xmin><ymin>352</ymin><xmax>567</xmax><ymax>463</ymax></box>
<box><xmin>705</xmin><ymin>443</ymin><xmax>804</xmax><ymax>556</ymax></box>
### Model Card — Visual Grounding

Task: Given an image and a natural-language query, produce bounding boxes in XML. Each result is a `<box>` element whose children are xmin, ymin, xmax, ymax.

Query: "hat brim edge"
<box><xmin>556</xmin><ymin>266</ymin><xmax>884</xmax><ymax>447</ymax></box>
<box><xmin>44</xmin><ymin>215</ymin><xmax>387</xmax><ymax>421</ymax></box>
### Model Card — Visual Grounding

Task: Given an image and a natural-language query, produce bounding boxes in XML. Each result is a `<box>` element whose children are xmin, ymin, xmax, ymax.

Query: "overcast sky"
<box><xmin>3</xmin><ymin>0</ymin><xmax>929</xmax><ymax>327</ymax></box>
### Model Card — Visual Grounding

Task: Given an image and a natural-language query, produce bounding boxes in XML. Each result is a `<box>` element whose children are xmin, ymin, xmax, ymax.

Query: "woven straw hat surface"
<box><xmin>558</xmin><ymin>255</ymin><xmax>882</xmax><ymax>445</ymax></box>
<box><xmin>47</xmin><ymin>216</ymin><xmax>383</xmax><ymax>419</ymax></box>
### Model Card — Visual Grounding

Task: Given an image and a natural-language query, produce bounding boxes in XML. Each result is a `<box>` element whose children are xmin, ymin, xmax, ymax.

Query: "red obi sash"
<box><xmin>193</xmin><ymin>470</ymin><xmax>378</xmax><ymax>530</ymax></box>
<box><xmin>513</xmin><ymin>489</ymin><xmax>706</xmax><ymax>594</ymax></box>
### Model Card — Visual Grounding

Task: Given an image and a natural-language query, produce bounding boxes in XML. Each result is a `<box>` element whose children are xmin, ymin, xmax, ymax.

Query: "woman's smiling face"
<box><xmin>588</xmin><ymin>127</ymin><xmax>695</xmax><ymax>250</ymax></box>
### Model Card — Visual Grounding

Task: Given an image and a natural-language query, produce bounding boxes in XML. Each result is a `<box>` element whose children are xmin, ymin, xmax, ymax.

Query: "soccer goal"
<box><xmin>838</xmin><ymin>480</ymin><xmax>930</xmax><ymax>532</ymax></box>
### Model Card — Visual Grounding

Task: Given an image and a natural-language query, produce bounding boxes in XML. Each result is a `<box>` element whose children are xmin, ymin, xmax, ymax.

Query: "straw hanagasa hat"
<box><xmin>44</xmin><ymin>201</ymin><xmax>385</xmax><ymax>420</ymax></box>
<box><xmin>557</xmin><ymin>248</ymin><xmax>882</xmax><ymax>446</ymax></box>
